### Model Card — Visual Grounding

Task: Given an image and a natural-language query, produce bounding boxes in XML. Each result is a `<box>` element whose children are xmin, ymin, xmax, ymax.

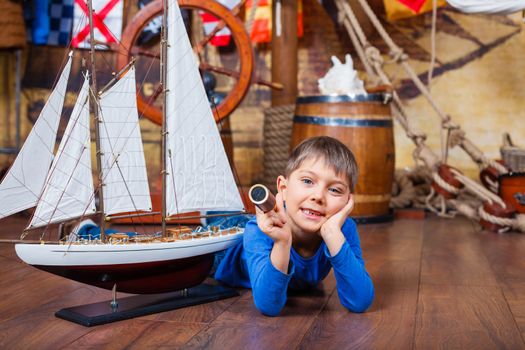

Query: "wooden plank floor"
<box><xmin>1</xmin><ymin>215</ymin><xmax>525</xmax><ymax>349</ymax></box>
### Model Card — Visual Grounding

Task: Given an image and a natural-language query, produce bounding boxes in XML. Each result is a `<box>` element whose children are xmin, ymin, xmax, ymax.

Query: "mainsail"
<box><xmin>28</xmin><ymin>75</ymin><xmax>96</xmax><ymax>228</ymax></box>
<box><xmin>0</xmin><ymin>55</ymin><xmax>72</xmax><ymax>219</ymax></box>
<box><xmin>165</xmin><ymin>0</ymin><xmax>244</xmax><ymax>215</ymax></box>
<box><xmin>99</xmin><ymin>66</ymin><xmax>152</xmax><ymax>215</ymax></box>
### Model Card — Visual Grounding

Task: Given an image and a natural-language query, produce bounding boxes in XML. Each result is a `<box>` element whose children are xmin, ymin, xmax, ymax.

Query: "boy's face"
<box><xmin>278</xmin><ymin>157</ymin><xmax>351</xmax><ymax>236</ymax></box>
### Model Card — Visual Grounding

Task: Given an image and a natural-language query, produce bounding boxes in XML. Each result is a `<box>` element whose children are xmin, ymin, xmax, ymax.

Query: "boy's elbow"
<box><xmin>254</xmin><ymin>299</ymin><xmax>284</xmax><ymax>317</ymax></box>
<box><xmin>341</xmin><ymin>286</ymin><xmax>374</xmax><ymax>313</ymax></box>
<box><xmin>342</xmin><ymin>298</ymin><xmax>372</xmax><ymax>313</ymax></box>
<box><xmin>253</xmin><ymin>293</ymin><xmax>285</xmax><ymax>316</ymax></box>
<box><xmin>256</xmin><ymin>305</ymin><xmax>282</xmax><ymax>317</ymax></box>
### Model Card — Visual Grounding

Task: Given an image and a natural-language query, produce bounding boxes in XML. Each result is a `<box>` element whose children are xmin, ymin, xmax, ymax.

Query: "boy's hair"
<box><xmin>285</xmin><ymin>136</ymin><xmax>358</xmax><ymax>191</ymax></box>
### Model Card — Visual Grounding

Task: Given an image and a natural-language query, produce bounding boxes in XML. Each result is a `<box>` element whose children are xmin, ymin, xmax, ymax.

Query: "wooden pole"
<box><xmin>87</xmin><ymin>0</ymin><xmax>106</xmax><ymax>241</ymax></box>
<box><xmin>161</xmin><ymin>0</ymin><xmax>168</xmax><ymax>237</ymax></box>
<box><xmin>271</xmin><ymin>0</ymin><xmax>298</xmax><ymax>107</ymax></box>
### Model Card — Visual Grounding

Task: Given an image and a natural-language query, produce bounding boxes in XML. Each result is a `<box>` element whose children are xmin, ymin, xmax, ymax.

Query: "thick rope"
<box><xmin>332</xmin><ymin>0</ymin><xmax>378</xmax><ymax>84</ymax></box>
<box><xmin>448</xmin><ymin>199</ymin><xmax>479</xmax><ymax>220</ymax></box>
<box><xmin>478</xmin><ymin>206</ymin><xmax>513</xmax><ymax>233</ymax></box>
<box><xmin>391</xmin><ymin>167</ymin><xmax>525</xmax><ymax>233</ymax></box>
<box><xmin>427</xmin><ymin>0</ymin><xmax>438</xmax><ymax>89</ymax></box>
<box><xmin>332</xmin><ymin>0</ymin><xmax>522</xmax><ymax>232</ymax></box>
<box><xmin>391</xmin><ymin>166</ymin><xmax>445</xmax><ymax>209</ymax></box>
<box><xmin>425</xmin><ymin>187</ymin><xmax>455</xmax><ymax>217</ymax></box>
<box><xmin>353</xmin><ymin>0</ymin><xmax>449</xmax><ymax>121</ymax></box>
<box><xmin>514</xmin><ymin>214</ymin><xmax>525</xmax><ymax>232</ymax></box>
<box><xmin>488</xmin><ymin>155</ymin><xmax>510</xmax><ymax>173</ymax></box>
<box><xmin>349</xmin><ymin>0</ymin><xmax>508</xmax><ymax>176</ymax></box>
<box><xmin>261</xmin><ymin>104</ymin><xmax>295</xmax><ymax>192</ymax></box>
<box><xmin>432</xmin><ymin>171</ymin><xmax>460</xmax><ymax>195</ymax></box>
<box><xmin>481</xmin><ymin>173</ymin><xmax>499</xmax><ymax>193</ymax></box>
<box><xmin>334</xmin><ymin>0</ymin><xmax>436</xmax><ymax>168</ymax></box>
<box><xmin>390</xmin><ymin>170</ymin><xmax>417</xmax><ymax>208</ymax></box>
<box><xmin>449</xmin><ymin>168</ymin><xmax>505</xmax><ymax>207</ymax></box>
<box><xmin>338</xmin><ymin>0</ymin><xmax>501</xmax><ymax>176</ymax></box>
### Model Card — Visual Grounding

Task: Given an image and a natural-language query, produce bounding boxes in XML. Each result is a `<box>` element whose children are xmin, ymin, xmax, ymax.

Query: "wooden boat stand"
<box><xmin>55</xmin><ymin>283</ymin><xmax>238</xmax><ymax>327</ymax></box>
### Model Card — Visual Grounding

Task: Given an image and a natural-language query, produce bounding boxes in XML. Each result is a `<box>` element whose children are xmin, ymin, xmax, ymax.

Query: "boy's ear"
<box><xmin>276</xmin><ymin>175</ymin><xmax>287</xmax><ymax>201</ymax></box>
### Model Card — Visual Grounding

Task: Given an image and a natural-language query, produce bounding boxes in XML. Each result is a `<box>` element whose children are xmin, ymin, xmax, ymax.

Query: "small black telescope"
<box><xmin>248</xmin><ymin>184</ymin><xmax>276</xmax><ymax>213</ymax></box>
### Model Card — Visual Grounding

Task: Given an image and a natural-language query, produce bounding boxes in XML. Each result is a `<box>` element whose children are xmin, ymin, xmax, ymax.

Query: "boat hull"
<box><xmin>15</xmin><ymin>231</ymin><xmax>242</xmax><ymax>294</ymax></box>
<box><xmin>35</xmin><ymin>254</ymin><xmax>214</xmax><ymax>294</ymax></box>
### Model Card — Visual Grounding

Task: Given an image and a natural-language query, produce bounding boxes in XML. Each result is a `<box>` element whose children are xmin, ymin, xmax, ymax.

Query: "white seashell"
<box><xmin>318</xmin><ymin>54</ymin><xmax>366</xmax><ymax>95</ymax></box>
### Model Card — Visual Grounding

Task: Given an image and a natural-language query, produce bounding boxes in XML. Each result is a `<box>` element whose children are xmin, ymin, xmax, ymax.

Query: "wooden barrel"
<box><xmin>290</xmin><ymin>94</ymin><xmax>394</xmax><ymax>222</ymax></box>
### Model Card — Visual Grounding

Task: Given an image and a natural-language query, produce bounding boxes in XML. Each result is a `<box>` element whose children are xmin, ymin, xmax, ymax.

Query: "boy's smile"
<box><xmin>278</xmin><ymin>157</ymin><xmax>351</xmax><ymax>238</ymax></box>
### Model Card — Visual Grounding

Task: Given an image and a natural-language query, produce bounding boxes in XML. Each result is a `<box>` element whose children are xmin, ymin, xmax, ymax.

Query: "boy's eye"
<box><xmin>329</xmin><ymin>187</ymin><xmax>343</xmax><ymax>194</ymax></box>
<box><xmin>302</xmin><ymin>178</ymin><xmax>313</xmax><ymax>185</ymax></box>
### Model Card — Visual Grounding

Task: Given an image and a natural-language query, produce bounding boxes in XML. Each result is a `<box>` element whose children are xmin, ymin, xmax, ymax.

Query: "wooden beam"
<box><xmin>271</xmin><ymin>0</ymin><xmax>298</xmax><ymax>107</ymax></box>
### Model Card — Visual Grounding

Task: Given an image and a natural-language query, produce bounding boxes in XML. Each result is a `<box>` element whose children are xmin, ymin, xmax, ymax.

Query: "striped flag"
<box><xmin>246</xmin><ymin>0</ymin><xmax>303</xmax><ymax>44</ymax></box>
<box><xmin>200</xmin><ymin>0</ymin><xmax>240</xmax><ymax>46</ymax></box>
<box><xmin>384</xmin><ymin>0</ymin><xmax>446</xmax><ymax>21</ymax></box>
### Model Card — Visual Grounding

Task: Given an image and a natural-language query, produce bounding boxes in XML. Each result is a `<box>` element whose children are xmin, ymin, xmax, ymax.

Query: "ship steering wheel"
<box><xmin>117</xmin><ymin>0</ymin><xmax>254</xmax><ymax>124</ymax></box>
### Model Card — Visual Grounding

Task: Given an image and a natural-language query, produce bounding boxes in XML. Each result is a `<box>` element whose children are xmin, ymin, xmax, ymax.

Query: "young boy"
<box><xmin>214</xmin><ymin>136</ymin><xmax>374</xmax><ymax>316</ymax></box>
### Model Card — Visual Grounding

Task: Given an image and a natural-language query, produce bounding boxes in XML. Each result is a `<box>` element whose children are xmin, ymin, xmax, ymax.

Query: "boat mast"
<box><xmin>161</xmin><ymin>0</ymin><xmax>168</xmax><ymax>237</ymax></box>
<box><xmin>87</xmin><ymin>0</ymin><xmax>106</xmax><ymax>241</ymax></box>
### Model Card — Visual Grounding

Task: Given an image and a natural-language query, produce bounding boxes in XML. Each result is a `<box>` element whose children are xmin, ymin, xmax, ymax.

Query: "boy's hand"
<box><xmin>255</xmin><ymin>192</ymin><xmax>292</xmax><ymax>245</ymax></box>
<box><xmin>320</xmin><ymin>195</ymin><xmax>354</xmax><ymax>240</ymax></box>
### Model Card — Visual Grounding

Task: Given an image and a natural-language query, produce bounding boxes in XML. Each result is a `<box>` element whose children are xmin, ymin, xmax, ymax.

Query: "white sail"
<box><xmin>99</xmin><ymin>67</ymin><xmax>152</xmax><ymax>215</ymax></box>
<box><xmin>28</xmin><ymin>75</ymin><xmax>96</xmax><ymax>228</ymax></box>
<box><xmin>165</xmin><ymin>0</ymin><xmax>244</xmax><ymax>215</ymax></box>
<box><xmin>0</xmin><ymin>55</ymin><xmax>72</xmax><ymax>219</ymax></box>
<box><xmin>447</xmin><ymin>0</ymin><xmax>525</xmax><ymax>14</ymax></box>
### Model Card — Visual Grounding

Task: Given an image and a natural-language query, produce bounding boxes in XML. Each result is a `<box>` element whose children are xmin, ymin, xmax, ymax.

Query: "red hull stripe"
<box><xmin>35</xmin><ymin>254</ymin><xmax>215</xmax><ymax>294</ymax></box>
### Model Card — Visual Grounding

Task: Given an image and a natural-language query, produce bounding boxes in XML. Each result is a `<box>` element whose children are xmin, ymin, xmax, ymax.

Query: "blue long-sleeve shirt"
<box><xmin>214</xmin><ymin>217</ymin><xmax>374</xmax><ymax>316</ymax></box>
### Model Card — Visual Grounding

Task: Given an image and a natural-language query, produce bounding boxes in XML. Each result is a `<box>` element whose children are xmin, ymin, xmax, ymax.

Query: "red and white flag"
<box><xmin>246</xmin><ymin>0</ymin><xmax>303</xmax><ymax>44</ymax></box>
<box><xmin>72</xmin><ymin>0</ymin><xmax>123</xmax><ymax>48</ymax></box>
<box><xmin>200</xmin><ymin>0</ymin><xmax>239</xmax><ymax>47</ymax></box>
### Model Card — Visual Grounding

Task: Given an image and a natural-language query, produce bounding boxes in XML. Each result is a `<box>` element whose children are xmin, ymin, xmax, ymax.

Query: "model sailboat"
<box><xmin>0</xmin><ymin>0</ymin><xmax>245</xmax><ymax>294</ymax></box>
